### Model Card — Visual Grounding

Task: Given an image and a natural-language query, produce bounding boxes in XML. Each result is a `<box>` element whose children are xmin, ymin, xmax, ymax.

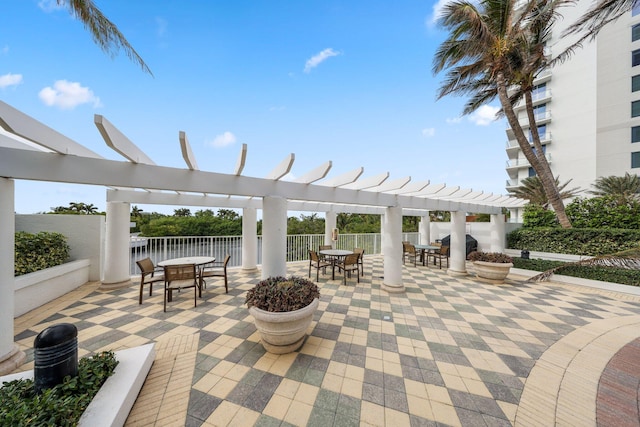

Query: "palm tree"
<box><xmin>562</xmin><ymin>0</ymin><xmax>637</xmax><ymax>55</ymax></box>
<box><xmin>588</xmin><ymin>173</ymin><xmax>640</xmax><ymax>205</ymax></box>
<box><xmin>57</xmin><ymin>0</ymin><xmax>152</xmax><ymax>75</ymax></box>
<box><xmin>510</xmin><ymin>176</ymin><xmax>580</xmax><ymax>207</ymax></box>
<box><xmin>433</xmin><ymin>0</ymin><xmax>575</xmax><ymax>228</ymax></box>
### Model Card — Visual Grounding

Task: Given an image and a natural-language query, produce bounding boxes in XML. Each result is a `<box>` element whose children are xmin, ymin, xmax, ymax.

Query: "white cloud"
<box><xmin>208</xmin><ymin>131</ymin><xmax>237</xmax><ymax>148</ymax></box>
<box><xmin>468</xmin><ymin>105</ymin><xmax>500</xmax><ymax>126</ymax></box>
<box><xmin>445</xmin><ymin>116</ymin><xmax>462</xmax><ymax>124</ymax></box>
<box><xmin>421</xmin><ymin>128</ymin><xmax>435</xmax><ymax>138</ymax></box>
<box><xmin>38</xmin><ymin>0</ymin><xmax>63</xmax><ymax>12</ymax></box>
<box><xmin>38</xmin><ymin>80</ymin><xmax>101</xmax><ymax>109</ymax></box>
<box><xmin>0</xmin><ymin>73</ymin><xmax>23</xmax><ymax>89</ymax></box>
<box><xmin>304</xmin><ymin>48</ymin><xmax>341</xmax><ymax>73</ymax></box>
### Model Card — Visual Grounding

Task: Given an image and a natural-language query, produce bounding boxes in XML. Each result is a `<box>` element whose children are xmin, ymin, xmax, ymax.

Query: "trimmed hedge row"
<box><xmin>15</xmin><ymin>231</ymin><xmax>70</xmax><ymax>276</ymax></box>
<box><xmin>507</xmin><ymin>228</ymin><xmax>640</xmax><ymax>256</ymax></box>
<box><xmin>512</xmin><ymin>258</ymin><xmax>640</xmax><ymax>286</ymax></box>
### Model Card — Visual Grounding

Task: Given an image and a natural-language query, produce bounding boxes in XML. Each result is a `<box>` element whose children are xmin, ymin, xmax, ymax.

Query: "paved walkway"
<box><xmin>12</xmin><ymin>256</ymin><xmax>640</xmax><ymax>426</ymax></box>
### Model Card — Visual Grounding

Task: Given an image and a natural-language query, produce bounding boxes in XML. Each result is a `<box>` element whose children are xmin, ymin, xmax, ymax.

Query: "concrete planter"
<box><xmin>14</xmin><ymin>259</ymin><xmax>90</xmax><ymax>318</ymax></box>
<box><xmin>473</xmin><ymin>261</ymin><xmax>513</xmax><ymax>284</ymax></box>
<box><xmin>249</xmin><ymin>298</ymin><xmax>319</xmax><ymax>354</ymax></box>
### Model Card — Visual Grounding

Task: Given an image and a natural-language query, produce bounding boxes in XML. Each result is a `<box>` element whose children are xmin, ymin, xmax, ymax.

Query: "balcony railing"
<box><xmin>506</xmin><ymin>153</ymin><xmax>552</xmax><ymax>169</ymax></box>
<box><xmin>129</xmin><ymin>232</ymin><xmax>420</xmax><ymax>275</ymax></box>
<box><xmin>505</xmin><ymin>132</ymin><xmax>553</xmax><ymax>149</ymax></box>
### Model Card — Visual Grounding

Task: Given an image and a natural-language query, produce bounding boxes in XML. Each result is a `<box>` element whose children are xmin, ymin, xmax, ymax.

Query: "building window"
<box><xmin>633</xmin><ymin>152</ymin><xmax>640</xmax><ymax>168</ymax></box>
<box><xmin>634</xmin><ymin>101</ymin><xmax>640</xmax><ymax>117</ymax></box>
<box><xmin>634</xmin><ymin>49</ymin><xmax>640</xmax><ymax>67</ymax></box>
<box><xmin>528</xmin><ymin>124</ymin><xmax>547</xmax><ymax>142</ymax></box>
<box><xmin>634</xmin><ymin>2</ymin><xmax>640</xmax><ymax>16</ymax></box>
<box><xmin>532</xmin><ymin>83</ymin><xmax>546</xmax><ymax>100</ymax></box>
<box><xmin>634</xmin><ymin>24</ymin><xmax>640</xmax><ymax>42</ymax></box>
<box><xmin>634</xmin><ymin>75</ymin><xmax>640</xmax><ymax>92</ymax></box>
<box><xmin>634</xmin><ymin>126</ymin><xmax>640</xmax><ymax>143</ymax></box>
<box><xmin>528</xmin><ymin>167</ymin><xmax>537</xmax><ymax>177</ymax></box>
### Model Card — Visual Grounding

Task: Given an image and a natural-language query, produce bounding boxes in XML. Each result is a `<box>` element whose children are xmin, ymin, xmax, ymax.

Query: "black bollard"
<box><xmin>521</xmin><ymin>249</ymin><xmax>530</xmax><ymax>260</ymax></box>
<box><xmin>34</xmin><ymin>323</ymin><xmax>78</xmax><ymax>394</ymax></box>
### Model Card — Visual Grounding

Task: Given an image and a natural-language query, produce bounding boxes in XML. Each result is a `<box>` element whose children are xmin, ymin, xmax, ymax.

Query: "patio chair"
<box><xmin>163</xmin><ymin>264</ymin><xmax>199</xmax><ymax>312</ymax></box>
<box><xmin>318</xmin><ymin>244</ymin><xmax>333</xmax><ymax>262</ymax></box>
<box><xmin>309</xmin><ymin>250</ymin><xmax>331</xmax><ymax>281</ymax></box>
<box><xmin>353</xmin><ymin>247</ymin><xmax>365</xmax><ymax>276</ymax></box>
<box><xmin>135</xmin><ymin>257</ymin><xmax>164</xmax><ymax>305</ymax></box>
<box><xmin>428</xmin><ymin>245</ymin><xmax>450</xmax><ymax>269</ymax></box>
<box><xmin>201</xmin><ymin>254</ymin><xmax>231</xmax><ymax>294</ymax></box>
<box><xmin>336</xmin><ymin>253</ymin><xmax>360</xmax><ymax>285</ymax></box>
<box><xmin>402</xmin><ymin>241</ymin><xmax>411</xmax><ymax>261</ymax></box>
<box><xmin>404</xmin><ymin>244</ymin><xmax>419</xmax><ymax>267</ymax></box>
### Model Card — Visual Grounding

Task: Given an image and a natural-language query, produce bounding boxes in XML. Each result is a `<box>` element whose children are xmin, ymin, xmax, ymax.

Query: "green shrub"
<box><xmin>522</xmin><ymin>204</ymin><xmax>558</xmax><ymax>228</ymax></box>
<box><xmin>15</xmin><ymin>232</ymin><xmax>70</xmax><ymax>276</ymax></box>
<box><xmin>0</xmin><ymin>351</ymin><xmax>118</xmax><ymax>426</ymax></box>
<box><xmin>512</xmin><ymin>258</ymin><xmax>640</xmax><ymax>286</ymax></box>
<box><xmin>566</xmin><ymin>196</ymin><xmax>640</xmax><ymax>229</ymax></box>
<box><xmin>507</xmin><ymin>228</ymin><xmax>640</xmax><ymax>256</ymax></box>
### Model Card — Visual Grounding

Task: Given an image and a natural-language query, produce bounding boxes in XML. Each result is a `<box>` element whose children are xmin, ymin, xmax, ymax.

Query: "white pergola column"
<box><xmin>381</xmin><ymin>206</ymin><xmax>405</xmax><ymax>293</ymax></box>
<box><xmin>419</xmin><ymin>214</ymin><xmax>430</xmax><ymax>244</ymax></box>
<box><xmin>261</xmin><ymin>196</ymin><xmax>287</xmax><ymax>279</ymax></box>
<box><xmin>490</xmin><ymin>213</ymin><xmax>506</xmax><ymax>253</ymax></box>
<box><xmin>325</xmin><ymin>211</ymin><xmax>337</xmax><ymax>247</ymax></box>
<box><xmin>242</xmin><ymin>207</ymin><xmax>258</xmax><ymax>271</ymax></box>
<box><xmin>102</xmin><ymin>201</ymin><xmax>131</xmax><ymax>287</ymax></box>
<box><xmin>0</xmin><ymin>178</ymin><xmax>25</xmax><ymax>374</ymax></box>
<box><xmin>448</xmin><ymin>210</ymin><xmax>468</xmax><ymax>276</ymax></box>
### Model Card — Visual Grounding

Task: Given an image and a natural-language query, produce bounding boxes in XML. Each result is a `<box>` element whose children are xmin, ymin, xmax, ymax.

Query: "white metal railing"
<box><xmin>505</xmin><ymin>133</ymin><xmax>552</xmax><ymax>149</ymax></box>
<box><xmin>506</xmin><ymin>153</ymin><xmax>552</xmax><ymax>168</ymax></box>
<box><xmin>129</xmin><ymin>232</ymin><xmax>420</xmax><ymax>275</ymax></box>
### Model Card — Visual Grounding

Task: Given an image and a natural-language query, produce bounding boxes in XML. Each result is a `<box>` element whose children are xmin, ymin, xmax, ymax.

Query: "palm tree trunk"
<box><xmin>496</xmin><ymin>73</ymin><xmax>572</xmax><ymax>228</ymax></box>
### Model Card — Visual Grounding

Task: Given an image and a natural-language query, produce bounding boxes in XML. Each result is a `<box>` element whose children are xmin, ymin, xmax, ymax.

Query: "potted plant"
<box><xmin>246</xmin><ymin>275</ymin><xmax>320</xmax><ymax>354</ymax></box>
<box><xmin>468</xmin><ymin>251</ymin><xmax>514</xmax><ymax>283</ymax></box>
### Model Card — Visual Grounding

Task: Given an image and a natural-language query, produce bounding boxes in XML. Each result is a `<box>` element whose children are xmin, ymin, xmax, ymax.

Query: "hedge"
<box><xmin>507</xmin><ymin>228</ymin><xmax>640</xmax><ymax>256</ymax></box>
<box><xmin>15</xmin><ymin>232</ymin><xmax>70</xmax><ymax>276</ymax></box>
<box><xmin>512</xmin><ymin>258</ymin><xmax>640</xmax><ymax>286</ymax></box>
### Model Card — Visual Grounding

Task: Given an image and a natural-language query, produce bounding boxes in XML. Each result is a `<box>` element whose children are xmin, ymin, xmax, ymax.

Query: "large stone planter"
<box><xmin>249</xmin><ymin>298</ymin><xmax>319</xmax><ymax>354</ymax></box>
<box><xmin>473</xmin><ymin>261</ymin><xmax>513</xmax><ymax>284</ymax></box>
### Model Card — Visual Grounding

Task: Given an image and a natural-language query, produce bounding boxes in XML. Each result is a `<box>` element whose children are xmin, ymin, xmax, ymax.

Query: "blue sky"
<box><xmin>1</xmin><ymin>0</ymin><xmax>506</xmax><ymax>215</ymax></box>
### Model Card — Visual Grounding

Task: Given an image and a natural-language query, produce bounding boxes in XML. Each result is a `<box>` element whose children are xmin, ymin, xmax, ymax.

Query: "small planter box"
<box><xmin>14</xmin><ymin>260</ymin><xmax>90</xmax><ymax>318</ymax></box>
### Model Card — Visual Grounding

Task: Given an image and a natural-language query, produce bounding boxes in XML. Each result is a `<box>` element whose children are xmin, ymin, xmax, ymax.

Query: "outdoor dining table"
<box><xmin>415</xmin><ymin>245</ymin><xmax>440</xmax><ymax>266</ymax></box>
<box><xmin>157</xmin><ymin>256</ymin><xmax>215</xmax><ymax>299</ymax></box>
<box><xmin>319</xmin><ymin>249</ymin><xmax>354</xmax><ymax>280</ymax></box>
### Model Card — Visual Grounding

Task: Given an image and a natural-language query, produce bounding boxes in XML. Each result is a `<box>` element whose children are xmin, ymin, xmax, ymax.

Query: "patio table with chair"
<box><xmin>157</xmin><ymin>256</ymin><xmax>215</xmax><ymax>310</ymax></box>
<box><xmin>415</xmin><ymin>244</ymin><xmax>441</xmax><ymax>266</ymax></box>
<box><xmin>319</xmin><ymin>249</ymin><xmax>353</xmax><ymax>280</ymax></box>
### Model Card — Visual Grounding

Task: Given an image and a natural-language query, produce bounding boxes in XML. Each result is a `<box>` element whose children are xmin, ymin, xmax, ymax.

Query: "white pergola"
<box><xmin>0</xmin><ymin>100</ymin><xmax>525</xmax><ymax>373</ymax></box>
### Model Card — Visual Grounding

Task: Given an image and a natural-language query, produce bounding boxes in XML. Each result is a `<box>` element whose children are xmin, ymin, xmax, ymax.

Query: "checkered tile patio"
<box><xmin>11</xmin><ymin>256</ymin><xmax>640</xmax><ymax>426</ymax></box>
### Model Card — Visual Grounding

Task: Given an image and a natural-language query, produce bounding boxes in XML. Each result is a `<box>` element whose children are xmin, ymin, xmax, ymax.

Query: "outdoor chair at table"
<box><xmin>318</xmin><ymin>244</ymin><xmax>333</xmax><ymax>262</ymax></box>
<box><xmin>309</xmin><ymin>250</ymin><xmax>331</xmax><ymax>281</ymax></box>
<box><xmin>353</xmin><ymin>248</ymin><xmax>365</xmax><ymax>276</ymax></box>
<box><xmin>135</xmin><ymin>257</ymin><xmax>164</xmax><ymax>305</ymax></box>
<box><xmin>403</xmin><ymin>244</ymin><xmax>419</xmax><ymax>267</ymax></box>
<box><xmin>428</xmin><ymin>245</ymin><xmax>450</xmax><ymax>269</ymax></box>
<box><xmin>163</xmin><ymin>264</ymin><xmax>199</xmax><ymax>312</ymax></box>
<box><xmin>336</xmin><ymin>253</ymin><xmax>360</xmax><ymax>285</ymax></box>
<box><xmin>200</xmin><ymin>254</ymin><xmax>230</xmax><ymax>294</ymax></box>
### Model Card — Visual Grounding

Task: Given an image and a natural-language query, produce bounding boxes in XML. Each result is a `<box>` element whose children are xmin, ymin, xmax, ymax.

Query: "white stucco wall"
<box><xmin>429</xmin><ymin>221</ymin><xmax>522</xmax><ymax>252</ymax></box>
<box><xmin>15</xmin><ymin>214</ymin><xmax>105</xmax><ymax>281</ymax></box>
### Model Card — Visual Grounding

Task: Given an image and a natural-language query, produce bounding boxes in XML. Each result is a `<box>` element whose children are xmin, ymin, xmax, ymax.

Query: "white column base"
<box><xmin>0</xmin><ymin>344</ymin><xmax>26</xmax><ymax>376</ymax></box>
<box><xmin>381</xmin><ymin>283</ymin><xmax>406</xmax><ymax>293</ymax></box>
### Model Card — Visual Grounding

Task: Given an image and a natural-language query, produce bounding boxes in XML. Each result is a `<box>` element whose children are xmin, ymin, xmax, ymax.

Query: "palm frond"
<box><xmin>62</xmin><ymin>0</ymin><xmax>153</xmax><ymax>76</ymax></box>
<box><xmin>527</xmin><ymin>247</ymin><xmax>640</xmax><ymax>282</ymax></box>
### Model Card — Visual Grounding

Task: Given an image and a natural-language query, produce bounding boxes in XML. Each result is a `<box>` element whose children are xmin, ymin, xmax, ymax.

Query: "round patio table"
<box><xmin>319</xmin><ymin>249</ymin><xmax>353</xmax><ymax>280</ymax></box>
<box><xmin>158</xmin><ymin>256</ymin><xmax>215</xmax><ymax>300</ymax></box>
<box><xmin>415</xmin><ymin>245</ymin><xmax>440</xmax><ymax>266</ymax></box>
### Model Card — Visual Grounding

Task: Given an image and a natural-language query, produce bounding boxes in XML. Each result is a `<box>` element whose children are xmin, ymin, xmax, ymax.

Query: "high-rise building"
<box><xmin>505</xmin><ymin>2</ymin><xmax>640</xmax><ymax>220</ymax></box>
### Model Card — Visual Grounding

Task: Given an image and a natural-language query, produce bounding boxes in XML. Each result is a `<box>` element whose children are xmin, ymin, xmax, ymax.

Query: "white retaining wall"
<box><xmin>16</xmin><ymin>214</ymin><xmax>105</xmax><ymax>281</ymax></box>
<box><xmin>429</xmin><ymin>221</ymin><xmax>522</xmax><ymax>252</ymax></box>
